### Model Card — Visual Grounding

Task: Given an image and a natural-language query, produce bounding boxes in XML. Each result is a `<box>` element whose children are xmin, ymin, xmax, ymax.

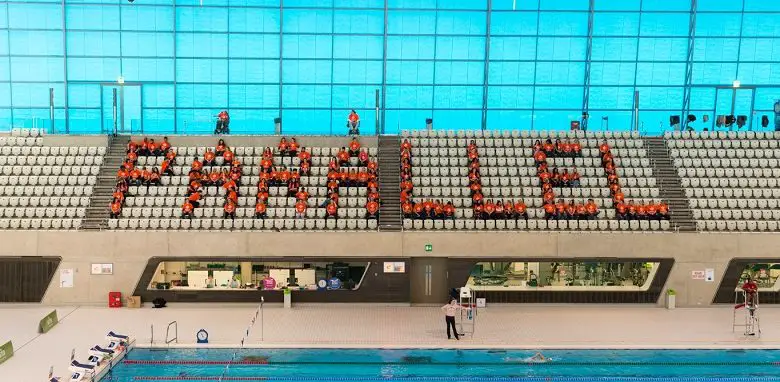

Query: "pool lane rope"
<box><xmin>217</xmin><ymin>303</ymin><xmax>264</xmax><ymax>381</ymax></box>
<box><xmin>123</xmin><ymin>360</ymin><xmax>780</xmax><ymax>367</ymax></box>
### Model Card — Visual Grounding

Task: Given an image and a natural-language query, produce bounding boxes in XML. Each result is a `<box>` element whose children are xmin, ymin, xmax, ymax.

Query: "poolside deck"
<box><xmin>1</xmin><ymin>304</ymin><xmax>778</xmax><ymax>381</ymax></box>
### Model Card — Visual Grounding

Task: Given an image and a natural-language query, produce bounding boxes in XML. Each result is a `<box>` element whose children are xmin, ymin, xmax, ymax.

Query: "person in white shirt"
<box><xmin>441</xmin><ymin>299</ymin><xmax>462</xmax><ymax>340</ymax></box>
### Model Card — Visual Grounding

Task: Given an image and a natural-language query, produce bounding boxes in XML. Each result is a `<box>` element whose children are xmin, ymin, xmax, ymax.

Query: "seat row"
<box><xmin>145</xmin><ymin>175</ymin><xmax>346</xmax><ymax>187</ymax></box>
<box><xmin>408</xmin><ymin>139</ymin><xmax>642</xmax><ymax>150</ymax></box>
<box><xmin>403</xmin><ymin>129</ymin><xmax>641</xmax><ymax>139</ymax></box>
<box><xmin>692</xmin><ymin>209</ymin><xmax>780</xmax><ymax>221</ymax></box>
<box><xmin>0</xmin><ymin>176</ymin><xmax>97</xmax><ymax>187</ymax></box>
<box><xmin>171</xmin><ymin>146</ymin><xmax>377</xmax><ymax>157</ymax></box>
<box><xmin>0</xmin><ymin>145</ymin><xmax>105</xmax><ymax>156</ymax></box>
<box><xmin>7</xmin><ymin>128</ymin><xmax>46</xmax><ymax>137</ymax></box>
<box><xmin>665</xmin><ymin>131</ymin><xmax>780</xmax><ymax>140</ymax></box>
<box><xmin>0</xmin><ymin>196</ymin><xmax>90</xmax><ymax>207</ymax></box>
<box><xmin>674</xmin><ymin>159</ymin><xmax>780</xmax><ymax>171</ymax></box>
<box><xmin>125</xmin><ymin>197</ymin><xmax>369</xmax><ymax>209</ymax></box>
<box><xmin>689</xmin><ymin>198</ymin><xmax>780</xmax><ymax>209</ymax></box>
<box><xmin>0</xmin><ymin>166</ymin><xmax>101</xmax><ymax>177</ymax></box>
<box><xmin>0</xmin><ymin>218</ymin><xmax>81</xmax><ymax>230</ymax></box>
<box><xmin>0</xmin><ymin>156</ymin><xmax>104</xmax><ymax>167</ymax></box>
<box><xmin>410</xmin><ymin>197</ymin><xmax>662</xmax><ymax>209</ymax></box>
<box><xmin>696</xmin><ymin>220</ymin><xmax>780</xmax><ymax>232</ymax></box>
<box><xmin>109</xmin><ymin>218</ymin><xmax>378</xmax><ymax>231</ymax></box>
<box><xmin>0</xmin><ymin>137</ymin><xmax>44</xmax><ymax>147</ymax></box>
<box><xmin>403</xmin><ymin>218</ymin><xmax>671</xmax><ymax>231</ymax></box>
<box><xmin>412</xmin><ymin>174</ymin><xmax>653</xmax><ymax>187</ymax></box>
<box><xmin>411</xmin><ymin>186</ymin><xmax>658</xmax><ymax>199</ymax></box>
<box><xmin>167</xmin><ymin>164</ymin><xmax>369</xmax><ymax>177</ymax></box>
<box><xmin>0</xmin><ymin>207</ymin><xmax>86</xmax><ymax>218</ymax></box>
<box><xmin>143</xmin><ymin>155</ymin><xmax>363</xmax><ymax>168</ymax></box>
<box><xmin>127</xmin><ymin>186</ymin><xmax>369</xmax><ymax>198</ymax></box>
<box><xmin>685</xmin><ymin>187</ymin><xmax>780</xmax><ymax>199</ymax></box>
<box><xmin>672</xmin><ymin>148</ymin><xmax>780</xmax><ymax>158</ymax></box>
<box><xmin>0</xmin><ymin>186</ymin><xmax>94</xmax><ymax>196</ymax></box>
<box><xmin>122</xmin><ymin>207</ymin><xmax>371</xmax><ymax>219</ymax></box>
<box><xmin>410</xmin><ymin>156</ymin><xmax>650</xmax><ymax>169</ymax></box>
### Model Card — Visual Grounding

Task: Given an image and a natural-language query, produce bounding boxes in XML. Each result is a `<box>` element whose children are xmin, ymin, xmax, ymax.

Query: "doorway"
<box><xmin>410</xmin><ymin>257</ymin><xmax>448</xmax><ymax>305</ymax></box>
<box><xmin>714</xmin><ymin>86</ymin><xmax>755</xmax><ymax>130</ymax></box>
<box><xmin>101</xmin><ymin>83</ymin><xmax>142</xmax><ymax>134</ymax></box>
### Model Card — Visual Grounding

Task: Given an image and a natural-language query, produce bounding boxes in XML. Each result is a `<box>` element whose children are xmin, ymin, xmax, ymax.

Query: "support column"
<box><xmin>380</xmin><ymin>0</ymin><xmax>388</xmax><ymax>132</ymax></box>
<box><xmin>581</xmin><ymin>0</ymin><xmax>595</xmax><ymax>119</ymax></box>
<box><xmin>241</xmin><ymin>262</ymin><xmax>253</xmax><ymax>286</ymax></box>
<box><xmin>681</xmin><ymin>0</ymin><xmax>698</xmax><ymax>131</ymax></box>
<box><xmin>480</xmin><ymin>0</ymin><xmax>492</xmax><ymax>131</ymax></box>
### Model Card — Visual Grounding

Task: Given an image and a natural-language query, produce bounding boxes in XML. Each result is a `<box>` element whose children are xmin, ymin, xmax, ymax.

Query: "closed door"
<box><xmin>101</xmin><ymin>83</ymin><xmax>143</xmax><ymax>134</ymax></box>
<box><xmin>410</xmin><ymin>258</ymin><xmax>448</xmax><ymax>305</ymax></box>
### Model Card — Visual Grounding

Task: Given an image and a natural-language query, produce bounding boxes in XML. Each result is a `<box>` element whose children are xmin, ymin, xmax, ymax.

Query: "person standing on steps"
<box><xmin>441</xmin><ymin>298</ymin><xmax>462</xmax><ymax>340</ymax></box>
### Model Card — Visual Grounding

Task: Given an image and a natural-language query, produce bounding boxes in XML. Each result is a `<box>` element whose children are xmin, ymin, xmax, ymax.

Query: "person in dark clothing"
<box><xmin>441</xmin><ymin>299</ymin><xmax>462</xmax><ymax>340</ymax></box>
<box><xmin>215</xmin><ymin>110</ymin><xmax>230</xmax><ymax>134</ymax></box>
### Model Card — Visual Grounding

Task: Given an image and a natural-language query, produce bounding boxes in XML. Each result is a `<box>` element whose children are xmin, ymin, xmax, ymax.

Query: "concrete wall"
<box><xmin>42</xmin><ymin>135</ymin><xmax>108</xmax><ymax>147</ymax></box>
<box><xmin>0</xmin><ymin>230</ymin><xmax>777</xmax><ymax>307</ymax></box>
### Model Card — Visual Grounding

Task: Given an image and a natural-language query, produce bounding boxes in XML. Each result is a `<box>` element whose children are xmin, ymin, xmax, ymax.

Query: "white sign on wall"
<box><xmin>383</xmin><ymin>262</ymin><xmax>406</xmax><ymax>273</ymax></box>
<box><xmin>91</xmin><ymin>263</ymin><xmax>114</xmax><ymax>275</ymax></box>
<box><xmin>705</xmin><ymin>268</ymin><xmax>715</xmax><ymax>282</ymax></box>
<box><xmin>59</xmin><ymin>269</ymin><xmax>74</xmax><ymax>288</ymax></box>
<box><xmin>691</xmin><ymin>270</ymin><xmax>705</xmax><ymax>280</ymax></box>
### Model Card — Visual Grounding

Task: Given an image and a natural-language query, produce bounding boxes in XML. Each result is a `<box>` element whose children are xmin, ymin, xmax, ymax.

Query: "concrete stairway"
<box><xmin>80</xmin><ymin>135</ymin><xmax>131</xmax><ymax>231</ymax></box>
<box><xmin>644</xmin><ymin>137</ymin><xmax>697</xmax><ymax>232</ymax></box>
<box><xmin>377</xmin><ymin>135</ymin><xmax>402</xmax><ymax>232</ymax></box>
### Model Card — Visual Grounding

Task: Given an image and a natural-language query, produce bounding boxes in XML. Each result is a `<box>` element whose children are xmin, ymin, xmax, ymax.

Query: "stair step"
<box><xmin>644</xmin><ymin>137</ymin><xmax>697</xmax><ymax>232</ymax></box>
<box><xmin>79</xmin><ymin>135</ymin><xmax>132</xmax><ymax>231</ymax></box>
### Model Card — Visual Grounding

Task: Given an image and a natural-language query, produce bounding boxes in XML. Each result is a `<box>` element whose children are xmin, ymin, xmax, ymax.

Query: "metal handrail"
<box><xmin>165</xmin><ymin>320</ymin><xmax>178</xmax><ymax>345</ymax></box>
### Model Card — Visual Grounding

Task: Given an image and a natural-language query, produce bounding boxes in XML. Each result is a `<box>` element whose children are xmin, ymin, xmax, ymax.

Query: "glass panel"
<box><xmin>736</xmin><ymin>263</ymin><xmax>780</xmax><ymax>291</ymax></box>
<box><xmin>465</xmin><ymin>261</ymin><xmax>660</xmax><ymax>291</ymax></box>
<box><xmin>148</xmin><ymin>261</ymin><xmax>372</xmax><ymax>291</ymax></box>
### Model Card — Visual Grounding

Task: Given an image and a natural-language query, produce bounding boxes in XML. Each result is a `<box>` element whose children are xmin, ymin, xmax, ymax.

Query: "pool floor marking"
<box><xmin>125</xmin><ymin>360</ymin><xmax>268</xmax><ymax>365</ymax></box>
<box><xmin>131</xmin><ymin>378</ymin><xmax>780</xmax><ymax>382</ymax></box>
<box><xmin>134</xmin><ymin>378</ymin><xmax>267</xmax><ymax>381</ymax></box>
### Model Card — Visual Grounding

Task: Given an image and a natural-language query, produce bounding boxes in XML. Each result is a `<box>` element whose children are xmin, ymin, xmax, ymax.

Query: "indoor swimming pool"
<box><xmin>102</xmin><ymin>348</ymin><xmax>780</xmax><ymax>381</ymax></box>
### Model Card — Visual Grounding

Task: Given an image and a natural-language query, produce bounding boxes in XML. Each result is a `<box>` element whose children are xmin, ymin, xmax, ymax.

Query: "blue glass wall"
<box><xmin>2</xmin><ymin>0</ymin><xmax>780</xmax><ymax>134</ymax></box>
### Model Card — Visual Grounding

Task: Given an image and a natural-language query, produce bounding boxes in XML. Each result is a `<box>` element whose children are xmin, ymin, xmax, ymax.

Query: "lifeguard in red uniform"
<box><xmin>741</xmin><ymin>276</ymin><xmax>758</xmax><ymax>314</ymax></box>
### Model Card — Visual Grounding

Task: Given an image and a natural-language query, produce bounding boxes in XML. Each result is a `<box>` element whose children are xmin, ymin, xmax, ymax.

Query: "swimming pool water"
<box><xmin>104</xmin><ymin>348</ymin><xmax>780</xmax><ymax>382</ymax></box>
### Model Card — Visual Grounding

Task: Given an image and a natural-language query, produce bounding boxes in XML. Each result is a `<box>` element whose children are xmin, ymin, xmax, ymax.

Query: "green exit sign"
<box><xmin>425</xmin><ymin>244</ymin><xmax>433</xmax><ymax>252</ymax></box>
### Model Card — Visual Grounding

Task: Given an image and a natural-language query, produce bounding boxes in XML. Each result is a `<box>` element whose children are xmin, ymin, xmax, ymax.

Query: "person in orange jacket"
<box><xmin>347</xmin><ymin>109</ymin><xmax>360</xmax><ymax>135</ymax></box>
<box><xmin>223</xmin><ymin>201</ymin><xmax>236</xmax><ymax>220</ymax></box>
<box><xmin>109</xmin><ymin>199</ymin><xmax>122</xmax><ymax>219</ymax></box>
<box><xmin>181</xmin><ymin>200</ymin><xmax>194</xmax><ymax>219</ymax></box>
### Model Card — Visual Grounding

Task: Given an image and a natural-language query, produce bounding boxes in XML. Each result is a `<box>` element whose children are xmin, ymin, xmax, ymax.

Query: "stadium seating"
<box><xmin>667</xmin><ymin>131</ymin><xmax>780</xmax><ymax>232</ymax></box>
<box><xmin>401</xmin><ymin>130</ymin><xmax>670</xmax><ymax>231</ymax></box>
<box><xmin>0</xmin><ymin>128</ymin><xmax>104</xmax><ymax>230</ymax></box>
<box><xmin>107</xmin><ymin>138</ymin><xmax>380</xmax><ymax>230</ymax></box>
